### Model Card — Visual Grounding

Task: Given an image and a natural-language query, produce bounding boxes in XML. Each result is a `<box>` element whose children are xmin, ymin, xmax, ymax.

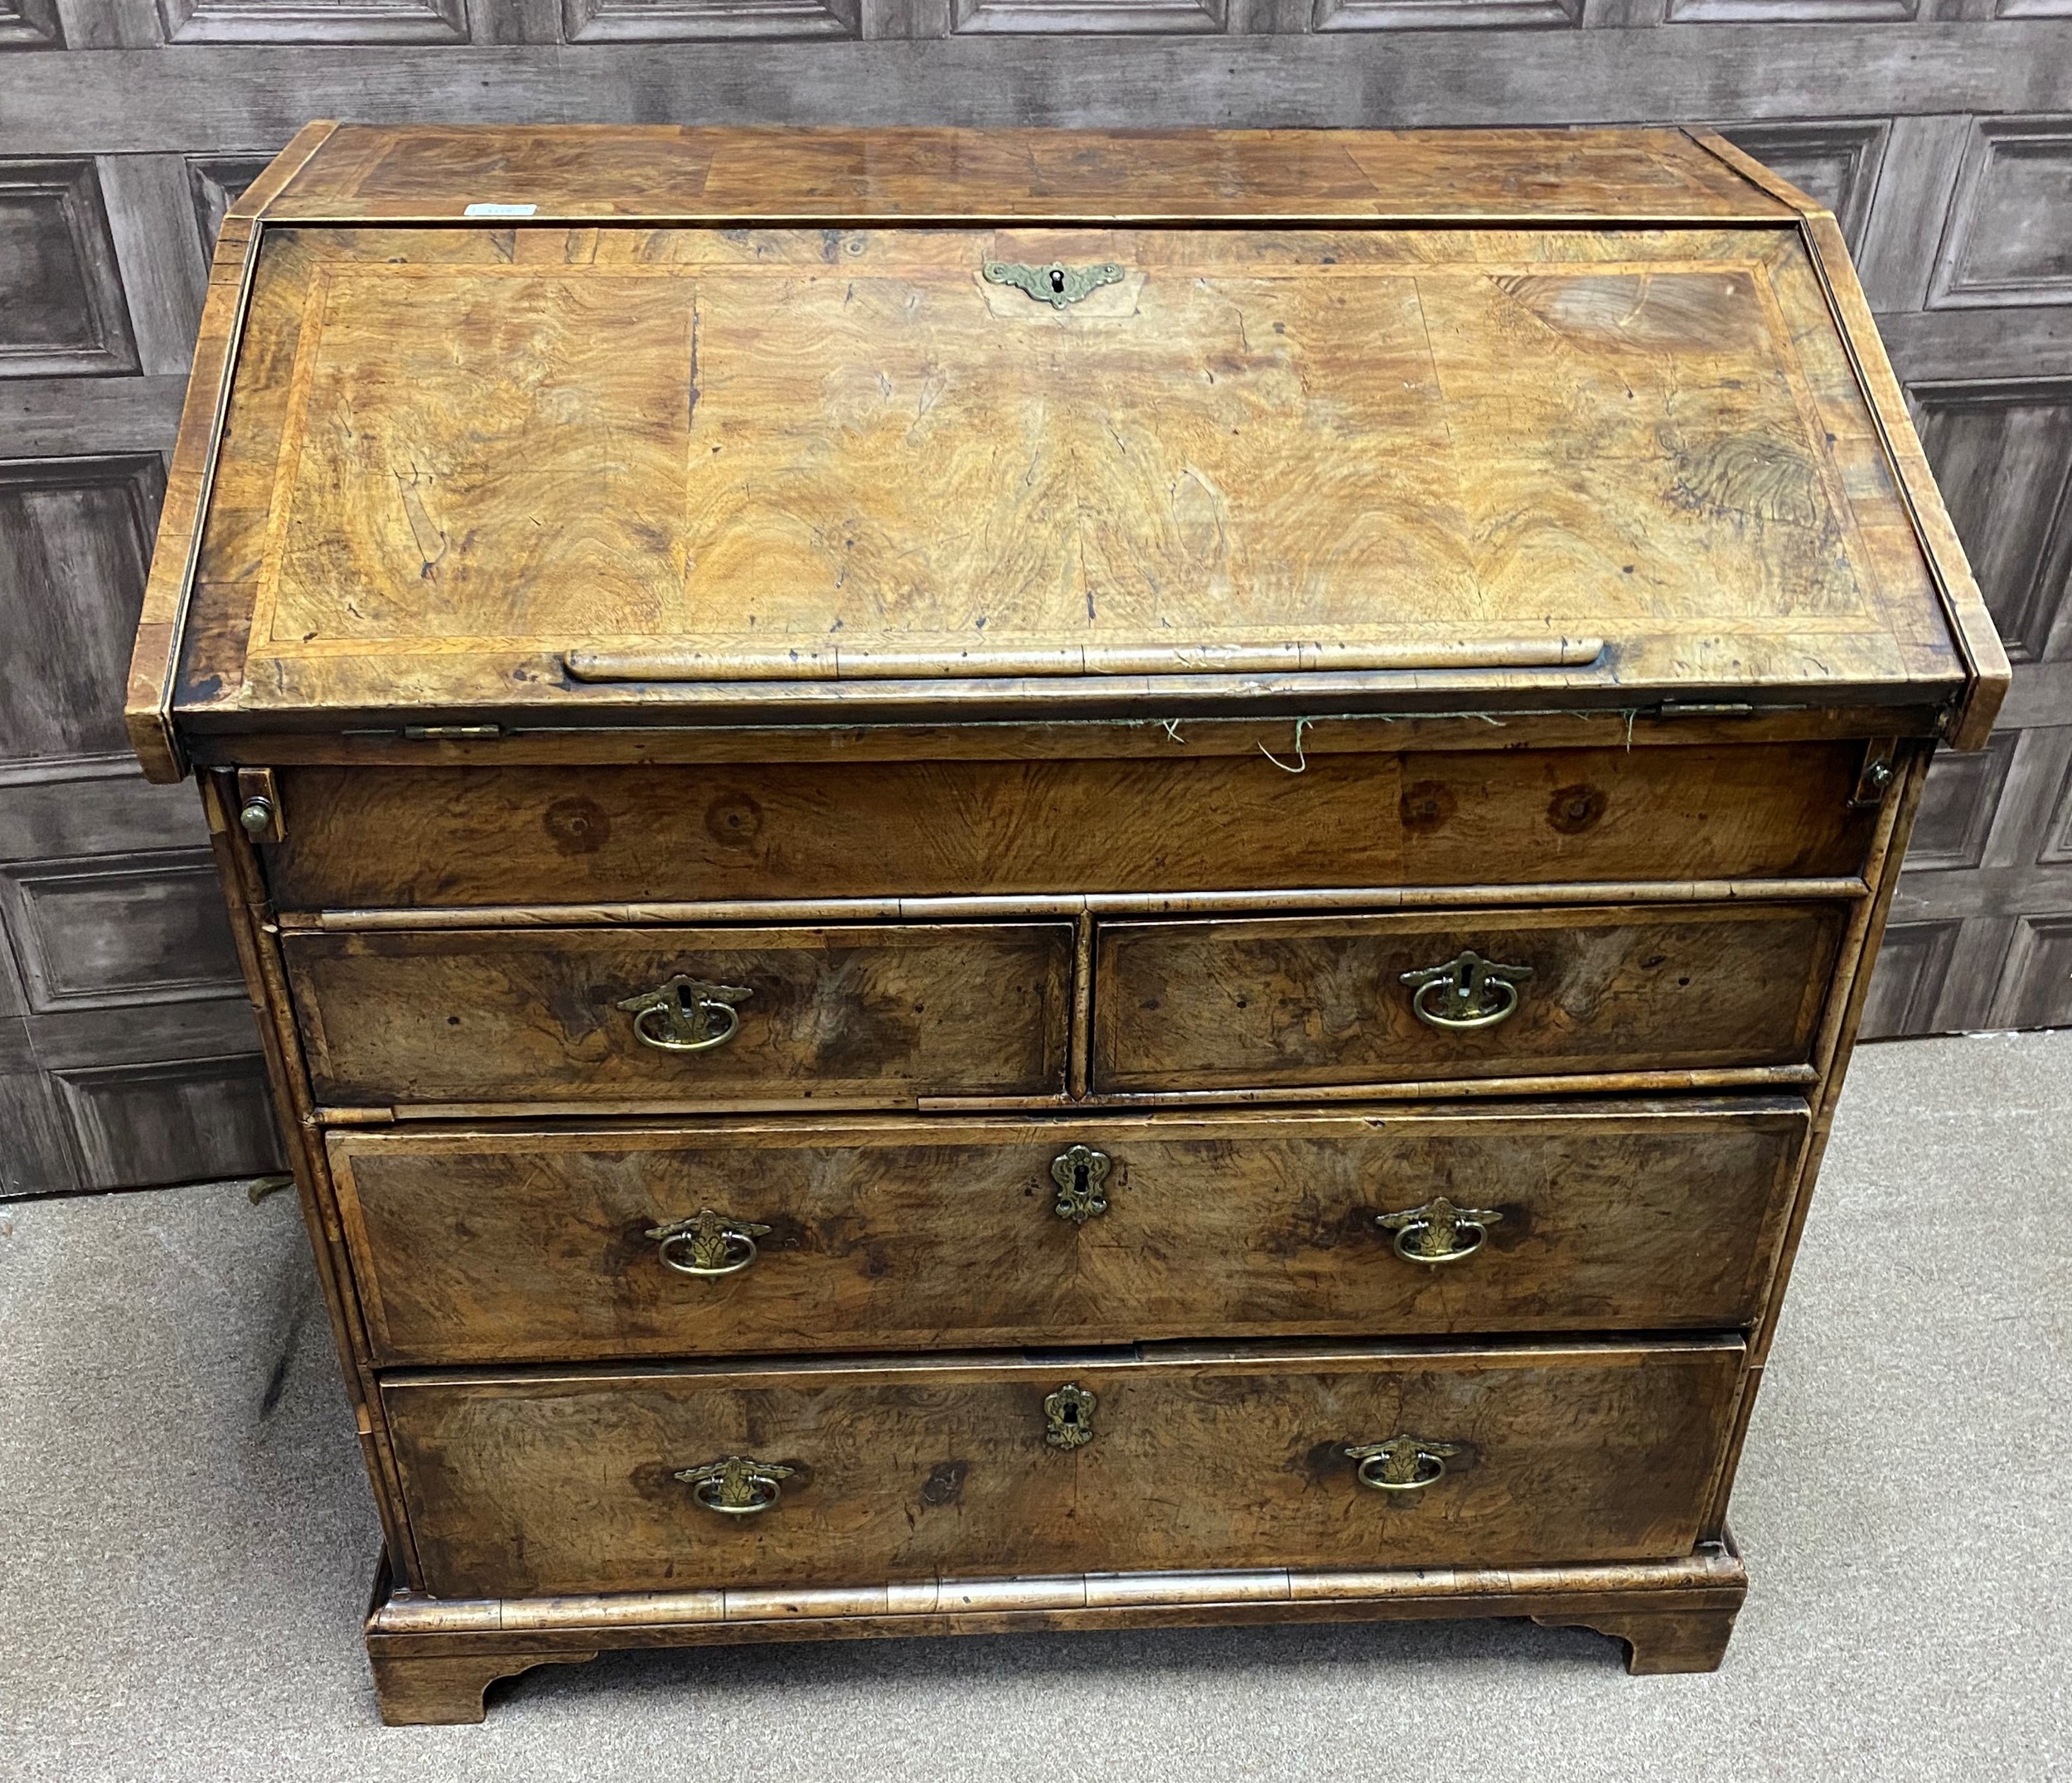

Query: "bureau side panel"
<box><xmin>1697</xmin><ymin>737</ymin><xmax>1934</xmax><ymax>1536</ymax></box>
<box><xmin>193</xmin><ymin>773</ymin><xmax>424</xmax><ymax>1582</ymax></box>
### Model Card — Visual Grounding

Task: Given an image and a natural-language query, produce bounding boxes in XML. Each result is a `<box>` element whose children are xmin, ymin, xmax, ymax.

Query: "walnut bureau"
<box><xmin>126</xmin><ymin>124</ymin><xmax>2007</xmax><ymax>1725</ymax></box>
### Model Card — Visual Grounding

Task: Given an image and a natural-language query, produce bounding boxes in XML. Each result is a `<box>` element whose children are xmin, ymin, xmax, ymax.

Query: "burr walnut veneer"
<box><xmin>127</xmin><ymin>124</ymin><xmax>2007</xmax><ymax>1725</ymax></box>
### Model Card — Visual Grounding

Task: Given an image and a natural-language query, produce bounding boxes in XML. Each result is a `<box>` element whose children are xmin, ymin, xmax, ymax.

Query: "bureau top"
<box><xmin>127</xmin><ymin>124</ymin><xmax>2007</xmax><ymax>782</ymax></box>
<box><xmin>211</xmin><ymin>124</ymin><xmax>1802</xmax><ymax>225</ymax></box>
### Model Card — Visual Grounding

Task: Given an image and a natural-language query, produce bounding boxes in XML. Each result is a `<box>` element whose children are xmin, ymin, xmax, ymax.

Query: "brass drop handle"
<box><xmin>1345</xmin><ymin>1436</ymin><xmax>1460</xmax><ymax>1493</ymax></box>
<box><xmin>1401</xmin><ymin>949</ymin><xmax>1532</xmax><ymax>1030</ymax></box>
<box><xmin>1376</xmin><ymin>1195</ymin><xmax>1503</xmax><ymax>1265</ymax></box>
<box><xmin>646</xmin><ymin>1208</ymin><xmax>772</xmax><ymax>1277</ymax></box>
<box><xmin>675</xmin><ymin>1456</ymin><xmax>794</xmax><ymax>1515</ymax></box>
<box><xmin>618</xmin><ymin>975</ymin><xmax>752</xmax><ymax>1053</ymax></box>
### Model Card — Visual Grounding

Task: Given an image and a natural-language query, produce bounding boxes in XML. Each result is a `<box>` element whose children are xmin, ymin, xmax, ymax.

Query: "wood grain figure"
<box><xmin>382</xmin><ymin>1339</ymin><xmax>1745</xmax><ymax>1598</ymax></box>
<box><xmin>259</xmin><ymin>744</ymin><xmax>1878</xmax><ymax>908</ymax></box>
<box><xmin>1094</xmin><ymin>903</ymin><xmax>1846</xmax><ymax>1091</ymax></box>
<box><xmin>125</xmin><ymin>126</ymin><xmax>2002</xmax><ymax>1721</ymax></box>
<box><xmin>283</xmin><ymin>923</ymin><xmax>1074</xmax><ymax>1108</ymax></box>
<box><xmin>327</xmin><ymin>1100</ymin><xmax>1809</xmax><ymax>1364</ymax></box>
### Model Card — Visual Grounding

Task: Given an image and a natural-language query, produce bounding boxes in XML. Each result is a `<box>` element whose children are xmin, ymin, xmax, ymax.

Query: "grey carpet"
<box><xmin>2</xmin><ymin>1031</ymin><xmax>2067</xmax><ymax>1781</ymax></box>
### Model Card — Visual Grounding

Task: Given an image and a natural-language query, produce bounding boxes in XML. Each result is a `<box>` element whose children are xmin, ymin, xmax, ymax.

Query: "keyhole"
<box><xmin>1048</xmin><ymin>266</ymin><xmax>1065</xmax><ymax>293</ymax></box>
<box><xmin>1072</xmin><ymin>1162</ymin><xmax>1091</xmax><ymax>1196</ymax></box>
<box><xmin>1060</xmin><ymin>1404</ymin><xmax>1080</xmax><ymax>1427</ymax></box>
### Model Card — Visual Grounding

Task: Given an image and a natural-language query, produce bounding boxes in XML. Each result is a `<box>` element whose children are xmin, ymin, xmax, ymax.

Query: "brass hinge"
<box><xmin>1655</xmin><ymin>701</ymin><xmax>1758</xmax><ymax>719</ymax></box>
<box><xmin>1851</xmin><ymin>738</ymin><xmax>1900</xmax><ymax>808</ymax></box>
<box><xmin>235</xmin><ymin>767</ymin><xmax>283</xmax><ymax>842</ymax></box>
<box><xmin>403</xmin><ymin>724</ymin><xmax>503</xmax><ymax>741</ymax></box>
<box><xmin>1653</xmin><ymin>701</ymin><xmax>1808</xmax><ymax>721</ymax></box>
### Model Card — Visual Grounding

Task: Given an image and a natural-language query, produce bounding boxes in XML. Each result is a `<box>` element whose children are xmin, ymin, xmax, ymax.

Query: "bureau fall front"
<box><xmin>126</xmin><ymin>123</ymin><xmax>2006</xmax><ymax>1724</ymax></box>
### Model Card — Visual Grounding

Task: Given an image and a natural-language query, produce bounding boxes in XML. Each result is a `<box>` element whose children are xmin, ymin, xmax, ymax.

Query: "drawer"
<box><xmin>283</xmin><ymin>923</ymin><xmax>1072</xmax><ymax>1109</ymax></box>
<box><xmin>383</xmin><ymin>1338</ymin><xmax>1744</xmax><ymax>1598</ymax></box>
<box><xmin>1094</xmin><ymin>902</ymin><xmax>1845</xmax><ymax>1093</ymax></box>
<box><xmin>332</xmin><ymin>1100</ymin><xmax>1808</xmax><ymax>1366</ymax></box>
<box><xmin>263</xmin><ymin>743</ymin><xmax>1876</xmax><ymax>909</ymax></box>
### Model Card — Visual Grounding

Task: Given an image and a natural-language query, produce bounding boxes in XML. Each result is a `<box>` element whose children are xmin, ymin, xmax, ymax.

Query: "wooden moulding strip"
<box><xmin>1798</xmin><ymin>223</ymin><xmax>2010</xmax><ymax>752</ymax></box>
<box><xmin>123</xmin><ymin>218</ymin><xmax>262</xmax><ymax>782</ymax></box>
<box><xmin>1068</xmin><ymin>911</ymin><xmax>1095</xmax><ymax>1101</ymax></box>
<box><xmin>355</xmin><ymin>1094</ymin><xmax>951</xmax><ymax>1122</ymax></box>
<box><xmin>990</xmin><ymin>1066</ymin><xmax>1823</xmax><ymax>1113</ymax></box>
<box><xmin>372</xmin><ymin>1549</ymin><xmax>1745</xmax><ymax>1639</ymax></box>
<box><xmin>195</xmin><ymin>706</ymin><xmax>1947</xmax><ymax>772</ymax></box>
<box><xmin>274</xmin><ymin>206</ymin><xmax>1786</xmax><ymax>231</ymax></box>
<box><xmin>319</xmin><ymin>1105</ymin><xmax>399</xmax><ymax>1126</ymax></box>
<box><xmin>287</xmin><ymin>878</ymin><xmax>1871</xmax><ymax>932</ymax></box>
<box><xmin>227</xmin><ymin>120</ymin><xmax>342</xmax><ymax>225</ymax></box>
<box><xmin>125</xmin><ymin>122</ymin><xmax>341</xmax><ymax>785</ymax></box>
<box><xmin>561</xmin><ymin>638</ymin><xmax>1607</xmax><ymax>682</ymax></box>
<box><xmin>1691</xmin><ymin>127</ymin><xmax>2006</xmax><ymax>752</ymax></box>
<box><xmin>1683</xmin><ymin>128</ymin><xmax>1826</xmax><ymax>217</ymax></box>
<box><xmin>314</xmin><ymin>1064</ymin><xmax>1820</xmax><ymax>1126</ymax></box>
<box><xmin>189</xmin><ymin>669</ymin><xmax>1862</xmax><ymax>731</ymax></box>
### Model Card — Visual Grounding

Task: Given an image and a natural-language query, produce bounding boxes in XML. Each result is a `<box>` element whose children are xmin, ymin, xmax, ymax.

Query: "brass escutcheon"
<box><xmin>1049</xmin><ymin>1146</ymin><xmax>1111</xmax><ymax>1224</ymax></box>
<box><xmin>983</xmin><ymin>259</ymin><xmax>1126</xmax><ymax>309</ymax></box>
<box><xmin>675</xmin><ymin>1456</ymin><xmax>795</xmax><ymax>1515</ymax></box>
<box><xmin>1044</xmin><ymin>1383</ymin><xmax>1097</xmax><ymax>1450</ymax></box>
<box><xmin>1376</xmin><ymin>1195</ymin><xmax>1503</xmax><ymax>1265</ymax></box>
<box><xmin>646</xmin><ymin>1208</ymin><xmax>773</xmax><ymax>1277</ymax></box>
<box><xmin>618</xmin><ymin>975</ymin><xmax>753</xmax><ymax>1052</ymax></box>
<box><xmin>1400</xmin><ymin>950</ymin><xmax>1533</xmax><ymax>1030</ymax></box>
<box><xmin>1344</xmin><ymin>1436</ymin><xmax>1460</xmax><ymax>1493</ymax></box>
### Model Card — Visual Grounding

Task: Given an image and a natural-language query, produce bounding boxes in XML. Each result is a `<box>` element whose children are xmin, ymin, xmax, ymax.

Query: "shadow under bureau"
<box><xmin>125</xmin><ymin>123</ymin><xmax>2007</xmax><ymax>1724</ymax></box>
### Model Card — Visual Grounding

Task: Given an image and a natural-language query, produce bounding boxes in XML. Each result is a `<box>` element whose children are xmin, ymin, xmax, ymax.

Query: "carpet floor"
<box><xmin>2</xmin><ymin>1031</ymin><xmax>2067</xmax><ymax>1781</ymax></box>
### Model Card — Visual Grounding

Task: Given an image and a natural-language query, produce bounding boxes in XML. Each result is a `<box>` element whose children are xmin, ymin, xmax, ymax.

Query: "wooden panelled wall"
<box><xmin>2</xmin><ymin>24</ymin><xmax>2070</xmax><ymax>1196</ymax></box>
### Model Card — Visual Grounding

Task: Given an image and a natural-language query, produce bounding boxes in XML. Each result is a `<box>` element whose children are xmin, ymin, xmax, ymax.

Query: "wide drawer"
<box><xmin>283</xmin><ymin>923</ymin><xmax>1072</xmax><ymax>1109</ymax></box>
<box><xmin>332</xmin><ymin>1100</ymin><xmax>1808</xmax><ymax>1366</ymax></box>
<box><xmin>261</xmin><ymin>744</ymin><xmax>1876</xmax><ymax>909</ymax></box>
<box><xmin>1094</xmin><ymin>902</ymin><xmax>1845</xmax><ymax>1093</ymax></box>
<box><xmin>383</xmin><ymin>1338</ymin><xmax>1744</xmax><ymax>1598</ymax></box>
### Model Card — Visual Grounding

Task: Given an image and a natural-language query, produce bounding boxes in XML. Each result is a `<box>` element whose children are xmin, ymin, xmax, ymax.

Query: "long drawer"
<box><xmin>332</xmin><ymin>1100</ymin><xmax>1808</xmax><ymax>1365</ymax></box>
<box><xmin>383</xmin><ymin>1339</ymin><xmax>1745</xmax><ymax>1598</ymax></box>
<box><xmin>261</xmin><ymin>744</ymin><xmax>1877</xmax><ymax>908</ymax></box>
<box><xmin>1094</xmin><ymin>902</ymin><xmax>1846</xmax><ymax>1093</ymax></box>
<box><xmin>283</xmin><ymin>923</ymin><xmax>1073</xmax><ymax>1109</ymax></box>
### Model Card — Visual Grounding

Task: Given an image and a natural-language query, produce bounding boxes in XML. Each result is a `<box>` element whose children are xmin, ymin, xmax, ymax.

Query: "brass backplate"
<box><xmin>1044</xmin><ymin>1382</ymin><xmax>1097</xmax><ymax>1450</ymax></box>
<box><xmin>982</xmin><ymin>259</ymin><xmax>1126</xmax><ymax>309</ymax></box>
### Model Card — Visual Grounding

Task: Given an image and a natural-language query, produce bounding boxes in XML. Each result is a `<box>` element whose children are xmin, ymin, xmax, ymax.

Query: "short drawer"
<box><xmin>332</xmin><ymin>1100</ymin><xmax>1808</xmax><ymax>1366</ymax></box>
<box><xmin>283</xmin><ymin>923</ymin><xmax>1072</xmax><ymax>1110</ymax></box>
<box><xmin>383</xmin><ymin>1338</ymin><xmax>1744</xmax><ymax>1598</ymax></box>
<box><xmin>262</xmin><ymin>743</ymin><xmax>1876</xmax><ymax>909</ymax></box>
<box><xmin>1094</xmin><ymin>902</ymin><xmax>1846</xmax><ymax>1093</ymax></box>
